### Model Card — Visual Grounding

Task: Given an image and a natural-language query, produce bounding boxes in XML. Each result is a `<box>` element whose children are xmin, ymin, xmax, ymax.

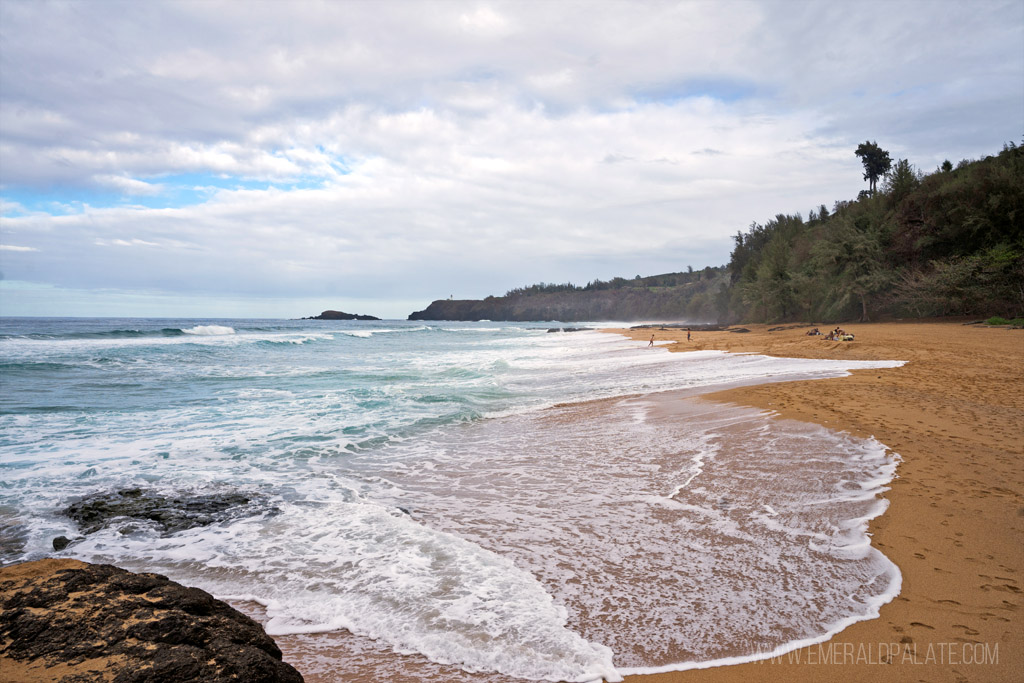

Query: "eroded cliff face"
<box><xmin>0</xmin><ymin>559</ymin><xmax>304</xmax><ymax>683</ymax></box>
<box><xmin>408</xmin><ymin>287</ymin><xmax>716</xmax><ymax>322</ymax></box>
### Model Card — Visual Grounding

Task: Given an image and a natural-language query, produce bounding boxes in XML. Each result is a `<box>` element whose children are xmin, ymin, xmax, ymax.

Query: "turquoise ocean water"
<box><xmin>1</xmin><ymin>318</ymin><xmax>906</xmax><ymax>681</ymax></box>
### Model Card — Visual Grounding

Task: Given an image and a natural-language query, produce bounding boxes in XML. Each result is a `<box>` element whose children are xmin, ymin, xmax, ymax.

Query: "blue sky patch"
<box><xmin>1</xmin><ymin>172</ymin><xmax>327</xmax><ymax>216</ymax></box>
<box><xmin>633</xmin><ymin>78</ymin><xmax>759</xmax><ymax>105</ymax></box>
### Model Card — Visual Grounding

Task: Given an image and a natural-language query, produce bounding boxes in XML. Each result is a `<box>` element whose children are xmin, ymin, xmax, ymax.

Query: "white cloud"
<box><xmin>528</xmin><ymin>68</ymin><xmax>575</xmax><ymax>90</ymax></box>
<box><xmin>459</xmin><ymin>6</ymin><xmax>515</xmax><ymax>37</ymax></box>
<box><xmin>0</xmin><ymin>245</ymin><xmax>39</xmax><ymax>252</ymax></box>
<box><xmin>103</xmin><ymin>238</ymin><xmax>163</xmax><ymax>248</ymax></box>
<box><xmin>0</xmin><ymin>96</ymin><xmax>865</xmax><ymax>303</ymax></box>
<box><xmin>94</xmin><ymin>175</ymin><xmax>164</xmax><ymax>196</ymax></box>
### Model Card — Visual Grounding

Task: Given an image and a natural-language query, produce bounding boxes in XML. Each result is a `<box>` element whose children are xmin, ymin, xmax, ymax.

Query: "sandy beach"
<box><xmin>614</xmin><ymin>321</ymin><xmax>1023</xmax><ymax>682</ymax></box>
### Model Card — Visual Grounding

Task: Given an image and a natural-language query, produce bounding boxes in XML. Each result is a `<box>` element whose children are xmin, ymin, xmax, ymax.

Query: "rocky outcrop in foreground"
<box><xmin>0</xmin><ymin>559</ymin><xmax>303</xmax><ymax>682</ymax></box>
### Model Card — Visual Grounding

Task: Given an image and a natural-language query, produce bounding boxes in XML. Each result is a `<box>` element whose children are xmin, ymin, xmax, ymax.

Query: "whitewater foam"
<box><xmin>66</xmin><ymin>486</ymin><xmax>622</xmax><ymax>682</ymax></box>
<box><xmin>181</xmin><ymin>324</ymin><xmax>236</xmax><ymax>335</ymax></box>
<box><xmin>359</xmin><ymin>394</ymin><xmax>904</xmax><ymax>672</ymax></box>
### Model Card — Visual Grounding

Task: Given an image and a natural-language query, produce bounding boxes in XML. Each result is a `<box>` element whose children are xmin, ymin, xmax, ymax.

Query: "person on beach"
<box><xmin>649</xmin><ymin>334</ymin><xmax>655</xmax><ymax>347</ymax></box>
<box><xmin>687</xmin><ymin>328</ymin><xmax>691</xmax><ymax>341</ymax></box>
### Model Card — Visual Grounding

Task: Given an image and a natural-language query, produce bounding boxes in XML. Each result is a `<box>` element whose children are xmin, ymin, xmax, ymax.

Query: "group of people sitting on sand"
<box><xmin>806</xmin><ymin>326</ymin><xmax>855</xmax><ymax>341</ymax></box>
<box><xmin>826</xmin><ymin>326</ymin><xmax>854</xmax><ymax>341</ymax></box>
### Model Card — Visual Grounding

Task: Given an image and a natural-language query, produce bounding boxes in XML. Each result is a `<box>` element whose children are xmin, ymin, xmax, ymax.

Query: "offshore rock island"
<box><xmin>304</xmin><ymin>310</ymin><xmax>381</xmax><ymax>321</ymax></box>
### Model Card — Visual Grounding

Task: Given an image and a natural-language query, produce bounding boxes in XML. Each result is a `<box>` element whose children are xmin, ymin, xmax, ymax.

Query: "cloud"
<box><xmin>459</xmin><ymin>6</ymin><xmax>516</xmax><ymax>37</ymax></box>
<box><xmin>0</xmin><ymin>245</ymin><xmax>39</xmax><ymax>252</ymax></box>
<box><xmin>94</xmin><ymin>175</ymin><xmax>164</xmax><ymax>196</ymax></box>
<box><xmin>0</xmin><ymin>98</ymin><xmax>875</xmax><ymax>303</ymax></box>
<box><xmin>0</xmin><ymin>0</ymin><xmax>1020</xmax><ymax>316</ymax></box>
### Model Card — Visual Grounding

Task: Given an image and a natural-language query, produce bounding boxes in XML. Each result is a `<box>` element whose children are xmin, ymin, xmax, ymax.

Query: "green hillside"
<box><xmin>724</xmin><ymin>141</ymin><xmax>1023</xmax><ymax>323</ymax></box>
<box><xmin>411</xmin><ymin>142</ymin><xmax>1023</xmax><ymax>323</ymax></box>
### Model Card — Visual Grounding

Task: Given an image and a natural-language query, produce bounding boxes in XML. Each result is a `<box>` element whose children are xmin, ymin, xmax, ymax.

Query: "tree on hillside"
<box><xmin>813</xmin><ymin>217</ymin><xmax>892</xmax><ymax>321</ymax></box>
<box><xmin>883</xmin><ymin>158</ymin><xmax>920</xmax><ymax>204</ymax></box>
<box><xmin>855</xmin><ymin>140</ymin><xmax>892</xmax><ymax>195</ymax></box>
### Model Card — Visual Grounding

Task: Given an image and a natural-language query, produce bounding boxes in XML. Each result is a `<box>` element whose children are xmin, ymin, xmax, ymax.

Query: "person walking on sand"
<box><xmin>687</xmin><ymin>328</ymin><xmax>691</xmax><ymax>342</ymax></box>
<box><xmin>649</xmin><ymin>334</ymin><xmax>655</xmax><ymax>347</ymax></box>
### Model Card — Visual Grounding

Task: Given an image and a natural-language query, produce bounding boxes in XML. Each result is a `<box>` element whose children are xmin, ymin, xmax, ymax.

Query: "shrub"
<box><xmin>984</xmin><ymin>316</ymin><xmax>1015</xmax><ymax>325</ymax></box>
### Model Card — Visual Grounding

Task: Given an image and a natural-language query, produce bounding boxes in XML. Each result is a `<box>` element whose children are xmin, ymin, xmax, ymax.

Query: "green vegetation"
<box><xmin>410</xmin><ymin>267</ymin><xmax>730</xmax><ymax>321</ymax></box>
<box><xmin>985</xmin><ymin>316</ymin><xmax>1024</xmax><ymax>326</ymax></box>
<box><xmin>723</xmin><ymin>141</ymin><xmax>1023</xmax><ymax>323</ymax></box>
<box><xmin>411</xmin><ymin>141</ymin><xmax>1023</xmax><ymax>323</ymax></box>
<box><xmin>502</xmin><ymin>267</ymin><xmax>722</xmax><ymax>297</ymax></box>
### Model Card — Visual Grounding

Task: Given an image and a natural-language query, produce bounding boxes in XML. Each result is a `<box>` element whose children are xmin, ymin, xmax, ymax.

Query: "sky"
<box><xmin>1</xmin><ymin>0</ymin><xmax>1022</xmax><ymax>320</ymax></box>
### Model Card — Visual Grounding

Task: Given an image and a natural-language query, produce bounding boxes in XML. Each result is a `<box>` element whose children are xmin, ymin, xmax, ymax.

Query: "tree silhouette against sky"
<box><xmin>855</xmin><ymin>141</ymin><xmax>892</xmax><ymax>195</ymax></box>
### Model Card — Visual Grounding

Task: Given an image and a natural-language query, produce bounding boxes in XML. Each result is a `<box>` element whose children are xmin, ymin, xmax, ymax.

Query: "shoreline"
<box><xmin>612</xmin><ymin>321</ymin><xmax>1023</xmax><ymax>682</ymax></box>
<box><xmin>231</xmin><ymin>376</ymin><xmax>908</xmax><ymax>683</ymax></box>
<box><xmin>236</xmin><ymin>347</ymin><xmax>916</xmax><ymax>682</ymax></box>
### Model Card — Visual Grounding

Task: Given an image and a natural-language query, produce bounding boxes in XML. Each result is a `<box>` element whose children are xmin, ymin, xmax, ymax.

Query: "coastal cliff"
<box><xmin>410</xmin><ymin>270</ymin><xmax>729</xmax><ymax>321</ymax></box>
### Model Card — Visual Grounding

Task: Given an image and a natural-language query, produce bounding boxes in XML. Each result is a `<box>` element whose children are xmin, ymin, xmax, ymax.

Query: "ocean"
<box><xmin>0</xmin><ymin>317</ymin><xmax>906</xmax><ymax>681</ymax></box>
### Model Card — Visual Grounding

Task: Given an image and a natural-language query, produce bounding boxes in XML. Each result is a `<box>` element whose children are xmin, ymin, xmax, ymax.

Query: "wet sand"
<box><xmin>615</xmin><ymin>321</ymin><xmax>1023</xmax><ymax>682</ymax></box>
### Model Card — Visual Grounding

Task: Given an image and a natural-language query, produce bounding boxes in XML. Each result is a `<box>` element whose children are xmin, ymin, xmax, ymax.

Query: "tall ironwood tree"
<box><xmin>855</xmin><ymin>140</ymin><xmax>892</xmax><ymax>195</ymax></box>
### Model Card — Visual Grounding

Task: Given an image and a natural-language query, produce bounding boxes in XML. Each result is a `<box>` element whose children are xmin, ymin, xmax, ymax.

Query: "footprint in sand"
<box><xmin>910</xmin><ymin>622</ymin><xmax>935</xmax><ymax>630</ymax></box>
<box><xmin>952</xmin><ymin>624</ymin><xmax>980</xmax><ymax>636</ymax></box>
<box><xmin>985</xmin><ymin>614</ymin><xmax>1011</xmax><ymax>622</ymax></box>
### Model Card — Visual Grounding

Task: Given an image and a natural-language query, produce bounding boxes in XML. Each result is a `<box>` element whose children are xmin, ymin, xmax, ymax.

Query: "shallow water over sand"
<box><xmin>263</xmin><ymin>391</ymin><xmax>900</xmax><ymax>681</ymax></box>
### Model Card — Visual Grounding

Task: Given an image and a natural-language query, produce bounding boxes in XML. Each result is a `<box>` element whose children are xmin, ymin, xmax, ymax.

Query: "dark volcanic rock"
<box><xmin>305</xmin><ymin>310</ymin><xmax>380</xmax><ymax>320</ymax></box>
<box><xmin>0</xmin><ymin>559</ymin><xmax>303</xmax><ymax>682</ymax></box>
<box><xmin>62</xmin><ymin>488</ymin><xmax>271</xmax><ymax>536</ymax></box>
